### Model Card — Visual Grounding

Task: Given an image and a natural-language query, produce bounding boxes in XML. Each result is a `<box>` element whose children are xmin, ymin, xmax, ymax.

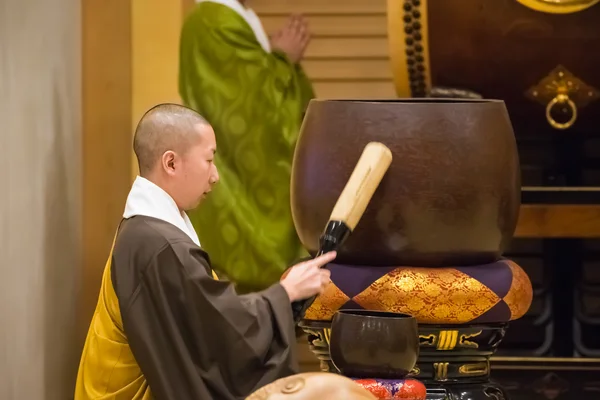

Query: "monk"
<box><xmin>74</xmin><ymin>103</ymin><xmax>334</xmax><ymax>400</ymax></box>
<box><xmin>179</xmin><ymin>0</ymin><xmax>314</xmax><ymax>292</ymax></box>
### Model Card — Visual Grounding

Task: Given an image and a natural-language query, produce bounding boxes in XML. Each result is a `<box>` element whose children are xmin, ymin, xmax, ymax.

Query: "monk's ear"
<box><xmin>161</xmin><ymin>150</ymin><xmax>177</xmax><ymax>175</ymax></box>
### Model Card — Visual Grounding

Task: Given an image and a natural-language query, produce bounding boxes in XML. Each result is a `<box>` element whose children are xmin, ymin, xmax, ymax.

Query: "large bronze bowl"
<box><xmin>290</xmin><ymin>99</ymin><xmax>520</xmax><ymax>267</ymax></box>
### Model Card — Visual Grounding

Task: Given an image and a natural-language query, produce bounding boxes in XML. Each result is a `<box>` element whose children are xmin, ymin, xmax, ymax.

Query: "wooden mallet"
<box><xmin>291</xmin><ymin>141</ymin><xmax>393</xmax><ymax>321</ymax></box>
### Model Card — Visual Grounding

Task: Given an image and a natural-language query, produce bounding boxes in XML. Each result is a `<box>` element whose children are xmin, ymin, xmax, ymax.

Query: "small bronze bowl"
<box><xmin>329</xmin><ymin>310</ymin><xmax>419</xmax><ymax>379</ymax></box>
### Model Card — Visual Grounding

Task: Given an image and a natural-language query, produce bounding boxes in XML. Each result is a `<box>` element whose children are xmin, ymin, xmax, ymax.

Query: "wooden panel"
<box><xmin>516</xmin><ymin>205</ymin><xmax>600</xmax><ymax>238</ymax></box>
<box><xmin>252</xmin><ymin>0</ymin><xmax>386</xmax><ymax>15</ymax></box>
<box><xmin>303</xmin><ymin>59</ymin><xmax>393</xmax><ymax>80</ymax></box>
<box><xmin>297</xmin><ymin>337</ymin><xmax>321</xmax><ymax>372</ymax></box>
<box><xmin>313</xmin><ymin>81</ymin><xmax>396</xmax><ymax>99</ymax></box>
<box><xmin>132</xmin><ymin>0</ymin><xmax>186</xmax><ymax>178</ymax></box>
<box><xmin>132</xmin><ymin>0</ymin><xmax>184</xmax><ymax>118</ymax></box>
<box><xmin>255</xmin><ymin>0</ymin><xmax>391</xmax><ymax>99</ymax></box>
<box><xmin>182</xmin><ymin>0</ymin><xmax>195</xmax><ymax>16</ymax></box>
<box><xmin>260</xmin><ymin>15</ymin><xmax>387</xmax><ymax>37</ymax></box>
<box><xmin>82</xmin><ymin>0</ymin><xmax>133</xmax><ymax>349</ymax></box>
<box><xmin>305</xmin><ymin>37</ymin><xmax>388</xmax><ymax>59</ymax></box>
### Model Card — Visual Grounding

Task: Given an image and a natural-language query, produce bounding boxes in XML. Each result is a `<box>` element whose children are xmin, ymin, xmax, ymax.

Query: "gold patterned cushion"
<box><xmin>304</xmin><ymin>260</ymin><xmax>532</xmax><ymax>324</ymax></box>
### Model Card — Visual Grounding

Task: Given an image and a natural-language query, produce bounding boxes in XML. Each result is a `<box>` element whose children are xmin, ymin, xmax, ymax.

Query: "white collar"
<box><xmin>195</xmin><ymin>0</ymin><xmax>271</xmax><ymax>53</ymax></box>
<box><xmin>123</xmin><ymin>176</ymin><xmax>201</xmax><ymax>247</ymax></box>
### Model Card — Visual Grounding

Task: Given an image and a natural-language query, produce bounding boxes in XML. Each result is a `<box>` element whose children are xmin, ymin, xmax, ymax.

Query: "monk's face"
<box><xmin>178</xmin><ymin>123</ymin><xmax>219</xmax><ymax>210</ymax></box>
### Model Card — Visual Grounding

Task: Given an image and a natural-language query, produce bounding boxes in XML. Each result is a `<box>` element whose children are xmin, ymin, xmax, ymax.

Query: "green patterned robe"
<box><xmin>179</xmin><ymin>1</ymin><xmax>314</xmax><ymax>291</ymax></box>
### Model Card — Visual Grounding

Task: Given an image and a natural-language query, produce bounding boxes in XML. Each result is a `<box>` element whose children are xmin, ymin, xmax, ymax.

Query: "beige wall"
<box><xmin>0</xmin><ymin>0</ymin><xmax>82</xmax><ymax>399</ymax></box>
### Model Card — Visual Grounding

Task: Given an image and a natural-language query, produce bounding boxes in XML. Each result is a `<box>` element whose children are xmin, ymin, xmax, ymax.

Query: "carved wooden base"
<box><xmin>424</xmin><ymin>382</ymin><xmax>509</xmax><ymax>400</ymax></box>
<box><xmin>299</xmin><ymin>321</ymin><xmax>511</xmax><ymax>400</ymax></box>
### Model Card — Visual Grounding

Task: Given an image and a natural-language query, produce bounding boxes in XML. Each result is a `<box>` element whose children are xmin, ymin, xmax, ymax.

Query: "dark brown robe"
<box><xmin>97</xmin><ymin>215</ymin><xmax>298</xmax><ymax>399</ymax></box>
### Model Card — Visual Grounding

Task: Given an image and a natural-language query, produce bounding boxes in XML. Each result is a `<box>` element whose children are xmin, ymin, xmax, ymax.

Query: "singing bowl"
<box><xmin>291</xmin><ymin>98</ymin><xmax>521</xmax><ymax>267</ymax></box>
<box><xmin>329</xmin><ymin>310</ymin><xmax>419</xmax><ymax>379</ymax></box>
<box><xmin>245</xmin><ymin>372</ymin><xmax>377</xmax><ymax>400</ymax></box>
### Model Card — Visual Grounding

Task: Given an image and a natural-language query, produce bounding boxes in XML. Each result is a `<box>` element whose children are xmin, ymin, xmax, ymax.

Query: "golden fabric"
<box><xmin>303</xmin><ymin>281</ymin><xmax>350</xmax><ymax>321</ymax></box>
<box><xmin>304</xmin><ymin>262</ymin><xmax>533</xmax><ymax>324</ymax></box>
<box><xmin>354</xmin><ymin>268</ymin><xmax>501</xmax><ymax>324</ymax></box>
<box><xmin>75</xmin><ymin>235</ymin><xmax>152</xmax><ymax>400</ymax></box>
<box><xmin>503</xmin><ymin>260</ymin><xmax>533</xmax><ymax>320</ymax></box>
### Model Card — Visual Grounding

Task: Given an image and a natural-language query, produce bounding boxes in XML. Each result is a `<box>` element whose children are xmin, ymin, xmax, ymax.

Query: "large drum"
<box><xmin>387</xmin><ymin>0</ymin><xmax>600</xmax><ymax>133</ymax></box>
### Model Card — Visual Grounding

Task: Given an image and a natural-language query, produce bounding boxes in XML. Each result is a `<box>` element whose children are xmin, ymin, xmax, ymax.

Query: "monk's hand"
<box><xmin>280</xmin><ymin>251</ymin><xmax>336</xmax><ymax>302</ymax></box>
<box><xmin>271</xmin><ymin>14</ymin><xmax>311</xmax><ymax>63</ymax></box>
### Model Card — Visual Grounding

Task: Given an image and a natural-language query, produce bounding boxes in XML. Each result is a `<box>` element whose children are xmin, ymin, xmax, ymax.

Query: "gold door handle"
<box><xmin>526</xmin><ymin>65</ymin><xmax>600</xmax><ymax>131</ymax></box>
<box><xmin>545</xmin><ymin>93</ymin><xmax>578</xmax><ymax>130</ymax></box>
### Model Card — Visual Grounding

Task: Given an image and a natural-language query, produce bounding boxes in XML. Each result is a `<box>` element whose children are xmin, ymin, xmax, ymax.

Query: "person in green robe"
<box><xmin>178</xmin><ymin>0</ymin><xmax>315</xmax><ymax>292</ymax></box>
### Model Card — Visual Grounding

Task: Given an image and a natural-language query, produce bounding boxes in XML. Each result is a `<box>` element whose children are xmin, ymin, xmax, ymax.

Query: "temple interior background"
<box><xmin>2</xmin><ymin>0</ymin><xmax>600</xmax><ymax>399</ymax></box>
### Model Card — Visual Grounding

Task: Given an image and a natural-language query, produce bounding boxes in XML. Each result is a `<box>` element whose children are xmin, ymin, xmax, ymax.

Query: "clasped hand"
<box><xmin>270</xmin><ymin>14</ymin><xmax>311</xmax><ymax>64</ymax></box>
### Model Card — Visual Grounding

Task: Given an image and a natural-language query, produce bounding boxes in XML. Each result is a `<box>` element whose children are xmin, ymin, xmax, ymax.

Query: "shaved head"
<box><xmin>133</xmin><ymin>103</ymin><xmax>209</xmax><ymax>176</ymax></box>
